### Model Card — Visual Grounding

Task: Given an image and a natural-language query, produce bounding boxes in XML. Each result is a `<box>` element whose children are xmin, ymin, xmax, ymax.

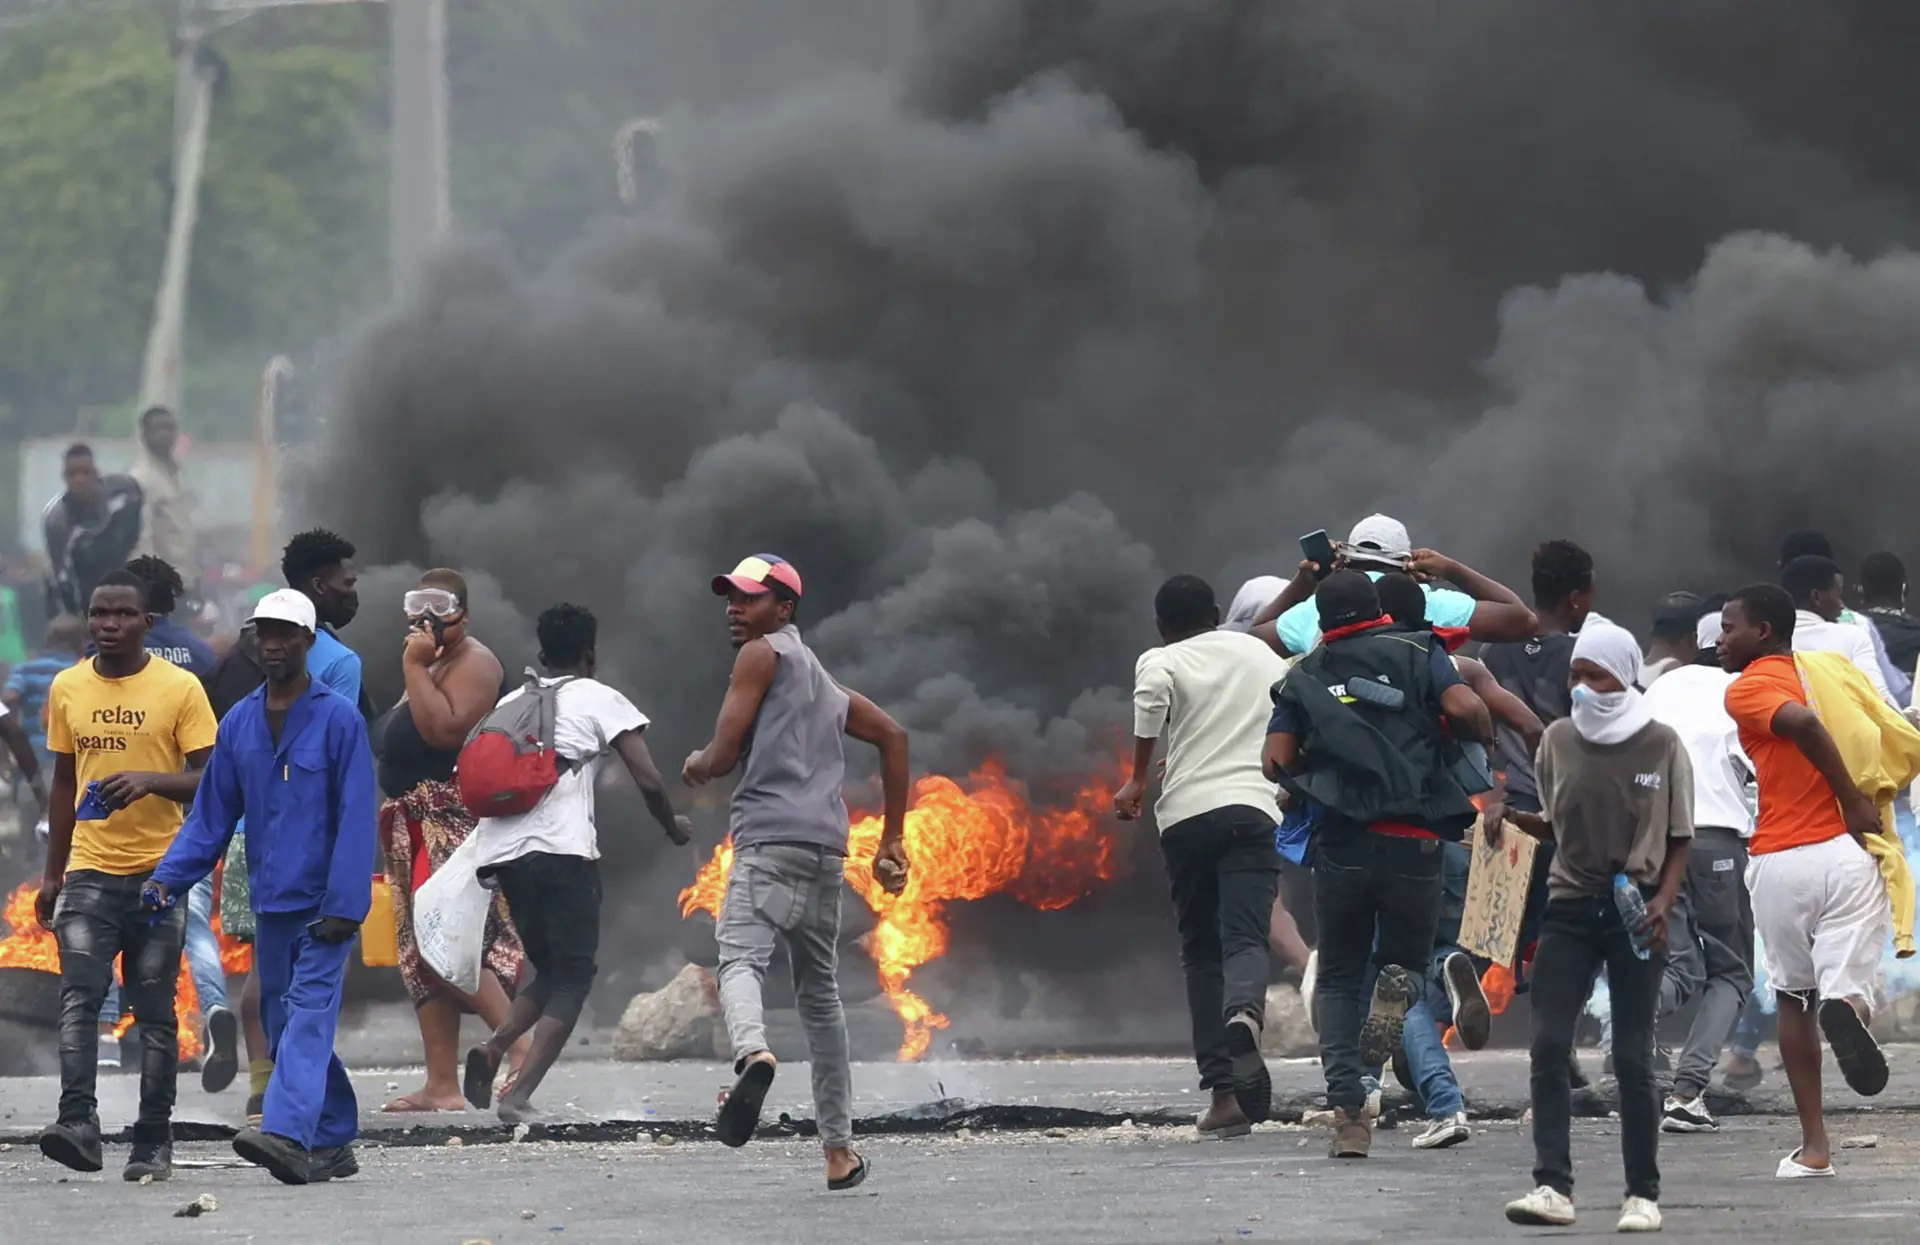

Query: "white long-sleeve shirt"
<box><xmin>1133</xmin><ymin>630</ymin><xmax>1290</xmax><ymax>830</ymax></box>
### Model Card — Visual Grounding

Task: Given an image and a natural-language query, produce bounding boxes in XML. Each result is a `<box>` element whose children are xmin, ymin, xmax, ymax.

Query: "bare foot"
<box><xmin>382</xmin><ymin>1089</ymin><xmax>467</xmax><ymax>1113</ymax></box>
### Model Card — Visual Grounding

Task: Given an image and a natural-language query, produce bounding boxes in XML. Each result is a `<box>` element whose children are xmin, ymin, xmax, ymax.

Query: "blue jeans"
<box><xmin>100</xmin><ymin>877</ymin><xmax>227</xmax><ymax>1025</ymax></box>
<box><xmin>1363</xmin><ymin>944</ymin><xmax>1466</xmax><ymax>1118</ymax></box>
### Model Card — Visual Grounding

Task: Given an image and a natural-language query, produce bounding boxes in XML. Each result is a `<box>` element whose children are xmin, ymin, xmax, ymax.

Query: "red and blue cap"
<box><xmin>712</xmin><ymin>554</ymin><xmax>804</xmax><ymax>600</ymax></box>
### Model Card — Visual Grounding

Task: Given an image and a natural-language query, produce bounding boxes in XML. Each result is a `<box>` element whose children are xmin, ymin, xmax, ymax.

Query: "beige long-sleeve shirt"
<box><xmin>130</xmin><ymin>452</ymin><xmax>197</xmax><ymax>573</ymax></box>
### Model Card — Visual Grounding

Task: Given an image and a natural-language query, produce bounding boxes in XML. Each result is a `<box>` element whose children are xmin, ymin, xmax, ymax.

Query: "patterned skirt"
<box><xmin>377</xmin><ymin>778</ymin><xmax>524</xmax><ymax>1005</ymax></box>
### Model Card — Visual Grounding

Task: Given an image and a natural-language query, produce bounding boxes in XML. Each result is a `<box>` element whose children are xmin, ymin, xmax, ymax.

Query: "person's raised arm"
<box><xmin>683</xmin><ymin>638</ymin><xmax>778</xmax><ymax>785</ymax></box>
<box><xmin>1250</xmin><ymin>563</ymin><xmax>1319</xmax><ymax>657</ymax></box>
<box><xmin>845</xmin><ymin>689</ymin><xmax>910</xmax><ymax>895</ymax></box>
<box><xmin>613</xmin><ymin>728</ymin><xmax>692</xmax><ymax>844</ymax></box>
<box><xmin>402</xmin><ymin>633</ymin><xmax>502</xmax><ymax>750</ymax></box>
<box><xmin>1770</xmin><ymin>701</ymin><xmax>1882</xmax><ymax>842</ymax></box>
<box><xmin>1408</xmin><ymin>549</ymin><xmax>1538</xmax><ymax>642</ymax></box>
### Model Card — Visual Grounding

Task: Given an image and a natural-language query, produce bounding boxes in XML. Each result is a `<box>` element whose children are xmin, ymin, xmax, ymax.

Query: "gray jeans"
<box><xmin>715</xmin><ymin>843</ymin><xmax>853</xmax><ymax>1148</ymax></box>
<box><xmin>1671</xmin><ymin>826</ymin><xmax>1754</xmax><ymax>1099</ymax></box>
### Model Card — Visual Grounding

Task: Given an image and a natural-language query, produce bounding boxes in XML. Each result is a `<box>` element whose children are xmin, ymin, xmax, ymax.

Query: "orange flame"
<box><xmin>1</xmin><ymin>881</ymin><xmax>251</xmax><ymax>1062</ymax></box>
<box><xmin>680</xmin><ymin>759</ymin><xmax>1122</xmax><ymax>1060</ymax></box>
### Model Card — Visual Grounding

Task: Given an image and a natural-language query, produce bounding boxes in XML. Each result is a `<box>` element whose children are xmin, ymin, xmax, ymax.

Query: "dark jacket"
<box><xmin>1866</xmin><ymin>608</ymin><xmax>1920</xmax><ymax>682</ymax></box>
<box><xmin>1272</xmin><ymin>625</ymin><xmax>1479</xmax><ymax>842</ymax></box>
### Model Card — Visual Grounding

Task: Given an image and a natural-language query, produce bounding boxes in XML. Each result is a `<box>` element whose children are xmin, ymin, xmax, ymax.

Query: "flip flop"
<box><xmin>1776</xmin><ymin>1148</ymin><xmax>1836</xmax><ymax>1179</ymax></box>
<box><xmin>463</xmin><ymin>1046</ymin><xmax>499</xmax><ymax>1110</ymax></box>
<box><xmin>1819</xmin><ymin>999</ymin><xmax>1889</xmax><ymax>1097</ymax></box>
<box><xmin>828</xmin><ymin>1153</ymin><xmax>870</xmax><ymax>1192</ymax></box>
<box><xmin>716</xmin><ymin>1058</ymin><xmax>776</xmax><ymax>1148</ymax></box>
<box><xmin>381</xmin><ymin>1093</ymin><xmax>464</xmax><ymax>1113</ymax></box>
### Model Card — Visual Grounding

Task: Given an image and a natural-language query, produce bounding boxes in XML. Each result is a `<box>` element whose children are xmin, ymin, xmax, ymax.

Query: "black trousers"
<box><xmin>490</xmin><ymin>852</ymin><xmax>602</xmax><ymax>1024</ymax></box>
<box><xmin>53</xmin><ymin>870</ymin><xmax>187</xmax><ymax>1141</ymax></box>
<box><xmin>1312</xmin><ymin>830</ymin><xmax>1443</xmax><ymax>1112</ymax></box>
<box><xmin>1530</xmin><ymin>895</ymin><xmax>1665</xmax><ymax>1201</ymax></box>
<box><xmin>1160</xmin><ymin>806</ymin><xmax>1281</xmax><ymax>1091</ymax></box>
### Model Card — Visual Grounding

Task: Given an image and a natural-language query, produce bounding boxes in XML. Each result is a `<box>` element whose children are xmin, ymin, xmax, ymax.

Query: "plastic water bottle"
<box><xmin>1613</xmin><ymin>873</ymin><xmax>1653</xmax><ymax>960</ymax></box>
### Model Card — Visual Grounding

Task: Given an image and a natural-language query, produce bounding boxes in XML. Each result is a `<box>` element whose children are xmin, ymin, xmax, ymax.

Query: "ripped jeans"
<box><xmin>54</xmin><ymin>870</ymin><xmax>187</xmax><ymax>1141</ymax></box>
<box><xmin>714</xmin><ymin>843</ymin><xmax>853</xmax><ymax>1149</ymax></box>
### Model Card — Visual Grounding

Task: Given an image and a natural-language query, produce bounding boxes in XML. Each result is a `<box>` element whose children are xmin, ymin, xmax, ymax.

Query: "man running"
<box><xmin>1644</xmin><ymin>609</ymin><xmax>1754</xmax><ymax>1134</ymax></box>
<box><xmin>463</xmin><ymin>604</ymin><xmax>693</xmax><ymax>1123</ymax></box>
<box><xmin>1264</xmin><ymin>571</ymin><xmax>1492</xmax><ymax>1159</ymax></box>
<box><xmin>1115</xmin><ymin>575</ymin><xmax>1290</xmax><ymax>1138</ymax></box>
<box><xmin>684</xmin><ymin>554</ymin><xmax>910</xmax><ymax>1190</ymax></box>
<box><xmin>150</xmin><ymin>590</ymin><xmax>376</xmax><ymax>1185</ymax></box>
<box><xmin>37</xmin><ymin>570</ymin><xmax>217</xmax><ymax>1180</ymax></box>
<box><xmin>1719</xmin><ymin>584</ymin><xmax>1893</xmax><ymax>1179</ymax></box>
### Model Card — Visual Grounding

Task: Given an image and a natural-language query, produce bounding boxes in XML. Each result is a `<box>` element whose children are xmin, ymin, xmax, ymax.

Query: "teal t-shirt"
<box><xmin>1276</xmin><ymin>575</ymin><xmax>1477</xmax><ymax>655</ymax></box>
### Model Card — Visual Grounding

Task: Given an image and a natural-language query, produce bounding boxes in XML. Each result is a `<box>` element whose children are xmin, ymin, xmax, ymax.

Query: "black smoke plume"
<box><xmin>302</xmin><ymin>1</ymin><xmax>1920</xmax><ymax>1031</ymax></box>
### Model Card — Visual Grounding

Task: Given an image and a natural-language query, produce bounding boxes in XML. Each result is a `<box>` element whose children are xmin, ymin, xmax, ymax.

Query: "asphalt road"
<box><xmin>2</xmin><ymin>1112</ymin><xmax>1917</xmax><ymax>1244</ymax></box>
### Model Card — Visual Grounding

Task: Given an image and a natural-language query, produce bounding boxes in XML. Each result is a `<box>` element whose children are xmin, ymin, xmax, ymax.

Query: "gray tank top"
<box><xmin>729</xmin><ymin>626</ymin><xmax>852</xmax><ymax>854</ymax></box>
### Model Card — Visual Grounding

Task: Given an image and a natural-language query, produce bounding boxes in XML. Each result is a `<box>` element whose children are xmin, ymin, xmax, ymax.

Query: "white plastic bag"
<box><xmin>411</xmin><ymin>834</ymin><xmax>490</xmax><ymax>994</ymax></box>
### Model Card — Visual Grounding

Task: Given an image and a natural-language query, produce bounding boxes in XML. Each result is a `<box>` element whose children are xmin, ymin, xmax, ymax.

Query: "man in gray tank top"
<box><xmin>683</xmin><ymin>554</ymin><xmax>910</xmax><ymax>1191</ymax></box>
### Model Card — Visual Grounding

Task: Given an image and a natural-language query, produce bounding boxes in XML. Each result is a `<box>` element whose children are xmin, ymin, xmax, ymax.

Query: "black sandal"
<box><xmin>463</xmin><ymin>1045</ymin><xmax>499</xmax><ymax>1110</ymax></box>
<box><xmin>1819</xmin><ymin>999</ymin><xmax>1889</xmax><ymax>1097</ymax></box>
<box><xmin>716</xmin><ymin>1058</ymin><xmax>776</xmax><ymax>1148</ymax></box>
<box><xmin>828</xmin><ymin>1153</ymin><xmax>869</xmax><ymax>1191</ymax></box>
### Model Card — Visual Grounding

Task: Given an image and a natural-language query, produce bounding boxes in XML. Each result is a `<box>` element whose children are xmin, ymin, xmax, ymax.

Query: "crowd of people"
<box><xmin>1129</xmin><ymin>514</ymin><xmax>1917</xmax><ymax>1233</ymax></box>
<box><xmin>25</xmin><ymin>499</ymin><xmax>906</xmax><ymax>1191</ymax></box>
<box><xmin>18</xmin><ymin>465</ymin><xmax>1920</xmax><ymax>1216</ymax></box>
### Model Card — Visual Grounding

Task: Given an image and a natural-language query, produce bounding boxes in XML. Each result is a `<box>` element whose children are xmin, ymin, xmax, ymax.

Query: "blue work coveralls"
<box><xmin>154</xmin><ymin>678</ymin><xmax>377</xmax><ymax>1151</ymax></box>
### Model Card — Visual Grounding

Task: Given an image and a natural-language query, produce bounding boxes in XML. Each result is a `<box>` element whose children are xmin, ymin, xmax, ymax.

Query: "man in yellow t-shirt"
<box><xmin>36</xmin><ymin>569</ymin><xmax>217</xmax><ymax>1181</ymax></box>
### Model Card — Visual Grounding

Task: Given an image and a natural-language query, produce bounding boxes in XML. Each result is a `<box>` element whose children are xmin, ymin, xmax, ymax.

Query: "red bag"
<box><xmin>456</xmin><ymin>673</ymin><xmax>575</xmax><ymax>818</ymax></box>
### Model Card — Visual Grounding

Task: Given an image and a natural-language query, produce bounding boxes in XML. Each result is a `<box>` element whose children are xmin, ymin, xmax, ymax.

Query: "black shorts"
<box><xmin>486</xmin><ymin>852</ymin><xmax>601</xmax><ymax>1005</ymax></box>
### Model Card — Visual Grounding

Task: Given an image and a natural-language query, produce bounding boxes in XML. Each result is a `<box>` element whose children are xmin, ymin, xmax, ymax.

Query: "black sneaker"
<box><xmin>233</xmin><ymin>1126</ymin><xmax>312</xmax><ymax>1185</ymax></box>
<box><xmin>202</xmin><ymin>1005</ymin><xmax>239</xmax><ymax>1094</ymax></box>
<box><xmin>39</xmin><ymin>1118</ymin><xmax>104</xmax><ymax>1173</ymax></box>
<box><xmin>1443</xmin><ymin>953</ymin><xmax>1491</xmax><ymax>1051</ymax></box>
<box><xmin>124</xmin><ymin>1139</ymin><xmax>173</xmax><ymax>1182</ymax></box>
<box><xmin>309</xmin><ymin>1143</ymin><xmax>360</xmax><ymax>1182</ymax></box>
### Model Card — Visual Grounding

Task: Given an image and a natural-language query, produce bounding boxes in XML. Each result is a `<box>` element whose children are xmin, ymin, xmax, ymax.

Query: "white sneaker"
<box><xmin>1617</xmin><ymin>1197</ymin><xmax>1662</xmax><ymax>1233</ymax></box>
<box><xmin>1660</xmin><ymin>1094</ymin><xmax>1716</xmax><ymax>1133</ymax></box>
<box><xmin>1411</xmin><ymin>1111</ymin><xmax>1470</xmax><ymax>1150</ymax></box>
<box><xmin>1505</xmin><ymin>1185</ymin><xmax>1576</xmax><ymax>1226</ymax></box>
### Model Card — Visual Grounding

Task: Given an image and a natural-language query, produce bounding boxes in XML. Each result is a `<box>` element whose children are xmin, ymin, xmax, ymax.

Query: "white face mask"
<box><xmin>1570</xmin><ymin>680</ymin><xmax>1652</xmax><ymax>745</ymax></box>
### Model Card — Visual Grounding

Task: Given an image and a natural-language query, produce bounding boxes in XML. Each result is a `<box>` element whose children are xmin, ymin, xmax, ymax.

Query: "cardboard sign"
<box><xmin>1458</xmin><ymin>816</ymin><xmax>1539</xmax><ymax>965</ymax></box>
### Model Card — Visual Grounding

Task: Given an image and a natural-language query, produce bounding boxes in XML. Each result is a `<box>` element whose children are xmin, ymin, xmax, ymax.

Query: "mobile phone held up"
<box><xmin>1299</xmin><ymin>530</ymin><xmax>1336</xmax><ymax>580</ymax></box>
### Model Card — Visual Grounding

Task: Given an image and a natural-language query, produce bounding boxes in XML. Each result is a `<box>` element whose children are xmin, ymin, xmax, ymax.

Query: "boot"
<box><xmin>1197</xmin><ymin>1090</ymin><xmax>1252</xmax><ymax>1139</ymax></box>
<box><xmin>1329</xmin><ymin>1106</ymin><xmax>1372</xmax><ymax>1159</ymax></box>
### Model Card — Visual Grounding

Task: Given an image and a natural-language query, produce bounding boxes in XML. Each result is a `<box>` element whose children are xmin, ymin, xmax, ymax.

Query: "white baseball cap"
<box><xmin>1695</xmin><ymin>610</ymin><xmax>1723</xmax><ymax>652</ymax></box>
<box><xmin>248</xmin><ymin>588</ymin><xmax>316</xmax><ymax>634</ymax></box>
<box><xmin>1346</xmin><ymin>514</ymin><xmax>1412</xmax><ymax>561</ymax></box>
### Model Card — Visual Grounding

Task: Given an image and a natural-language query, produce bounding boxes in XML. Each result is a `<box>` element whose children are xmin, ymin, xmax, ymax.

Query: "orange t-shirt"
<box><xmin>1724</xmin><ymin>653</ymin><xmax>1848</xmax><ymax>855</ymax></box>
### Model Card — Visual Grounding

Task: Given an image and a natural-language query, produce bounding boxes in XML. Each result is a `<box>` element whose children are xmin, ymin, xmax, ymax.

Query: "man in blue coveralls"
<box><xmin>147</xmin><ymin>589</ymin><xmax>376</xmax><ymax>1185</ymax></box>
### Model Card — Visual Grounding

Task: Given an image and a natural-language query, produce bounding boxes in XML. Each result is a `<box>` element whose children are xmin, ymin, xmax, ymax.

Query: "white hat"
<box><xmin>1347</xmin><ymin>514</ymin><xmax>1412</xmax><ymax>561</ymax></box>
<box><xmin>1695</xmin><ymin>610</ymin><xmax>1723</xmax><ymax>652</ymax></box>
<box><xmin>248</xmin><ymin>588</ymin><xmax>316</xmax><ymax>634</ymax></box>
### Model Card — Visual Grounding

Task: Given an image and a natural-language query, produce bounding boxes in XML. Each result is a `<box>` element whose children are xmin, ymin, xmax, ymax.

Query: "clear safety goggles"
<box><xmin>403</xmin><ymin>588</ymin><xmax>462</xmax><ymax>618</ymax></box>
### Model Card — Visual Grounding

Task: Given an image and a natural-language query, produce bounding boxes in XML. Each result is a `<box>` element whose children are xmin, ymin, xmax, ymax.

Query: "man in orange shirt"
<box><xmin>1719</xmin><ymin>583</ymin><xmax>1889</xmax><ymax>1181</ymax></box>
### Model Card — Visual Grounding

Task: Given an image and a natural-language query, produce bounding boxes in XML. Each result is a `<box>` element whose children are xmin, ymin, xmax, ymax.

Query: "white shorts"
<box><xmin>1747</xmin><ymin>834</ymin><xmax>1889</xmax><ymax>1009</ymax></box>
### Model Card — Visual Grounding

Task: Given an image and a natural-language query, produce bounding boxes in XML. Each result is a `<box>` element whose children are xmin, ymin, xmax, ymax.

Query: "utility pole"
<box><xmin>136</xmin><ymin>10</ymin><xmax>220</xmax><ymax>414</ymax></box>
<box><xmin>389</xmin><ymin>0</ymin><xmax>449</xmax><ymax>293</ymax></box>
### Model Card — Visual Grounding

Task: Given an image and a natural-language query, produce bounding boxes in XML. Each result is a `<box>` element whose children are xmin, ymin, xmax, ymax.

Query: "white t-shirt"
<box><xmin>1133</xmin><ymin>629</ymin><xmax>1290</xmax><ymax>830</ymax></box>
<box><xmin>1641</xmin><ymin>663</ymin><xmax>1754</xmax><ymax>837</ymax></box>
<box><xmin>472</xmin><ymin>677</ymin><xmax>648</xmax><ymax>868</ymax></box>
<box><xmin>1792</xmin><ymin>610</ymin><xmax>1894</xmax><ymax>705</ymax></box>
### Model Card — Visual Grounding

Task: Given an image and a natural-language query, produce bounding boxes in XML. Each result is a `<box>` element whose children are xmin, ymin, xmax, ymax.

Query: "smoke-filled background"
<box><xmin>300</xmin><ymin>1</ymin><xmax>1920</xmax><ymax>1030</ymax></box>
